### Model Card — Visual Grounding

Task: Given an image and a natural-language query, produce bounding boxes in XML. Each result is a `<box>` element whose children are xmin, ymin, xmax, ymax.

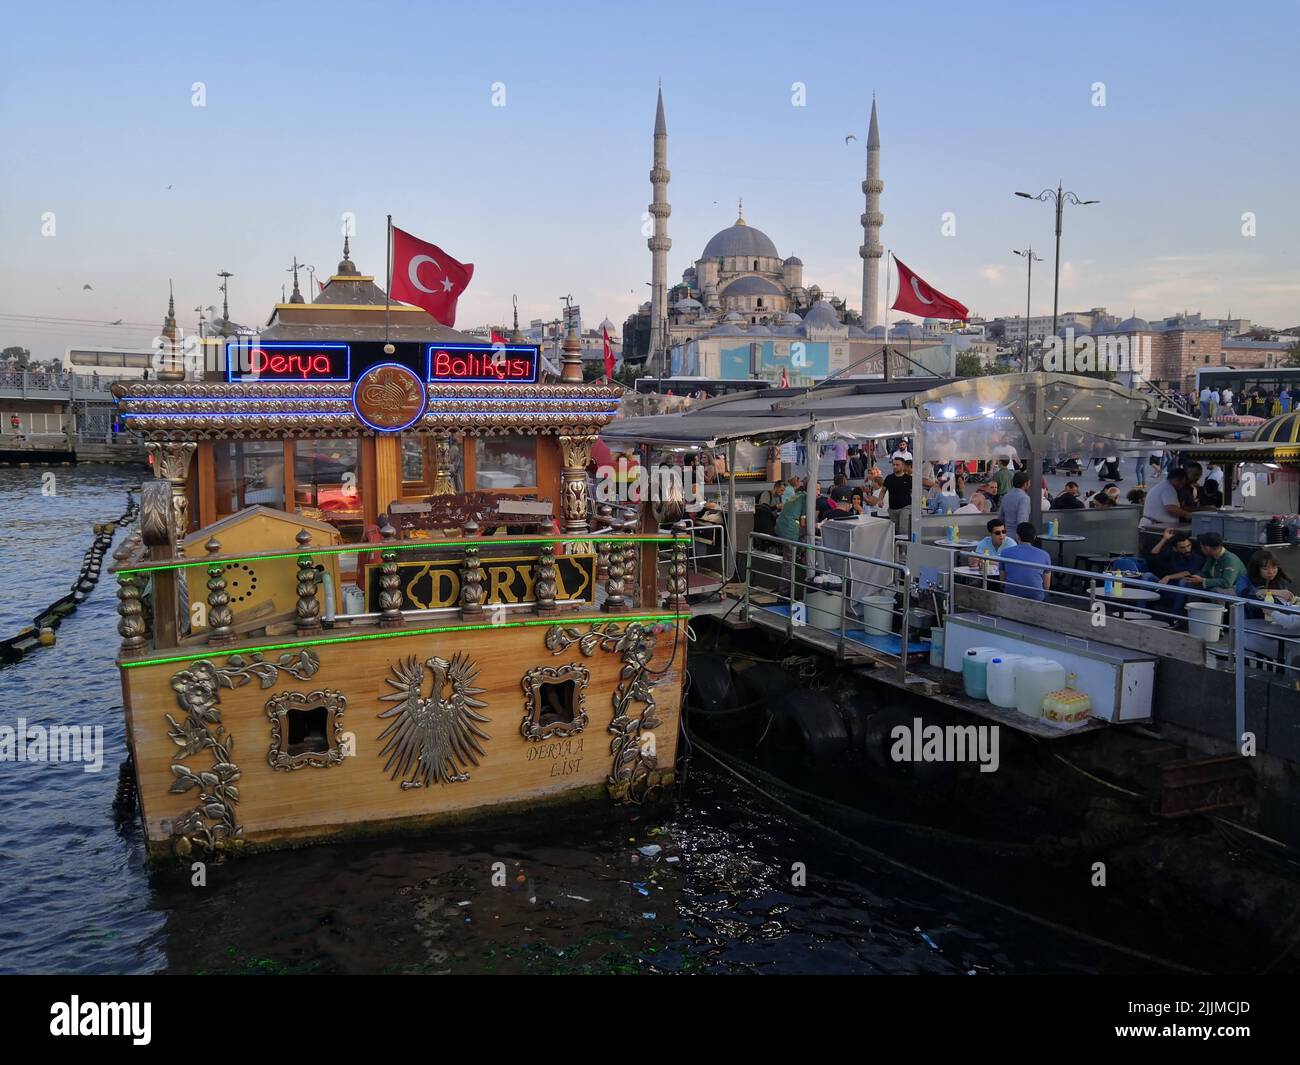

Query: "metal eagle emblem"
<box><xmin>378</xmin><ymin>653</ymin><xmax>490</xmax><ymax>788</ymax></box>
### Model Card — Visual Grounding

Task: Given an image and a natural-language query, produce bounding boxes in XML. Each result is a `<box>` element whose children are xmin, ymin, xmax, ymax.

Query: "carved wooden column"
<box><xmin>558</xmin><ymin>434</ymin><xmax>594</xmax><ymax>534</ymax></box>
<box><xmin>535</xmin><ymin>541</ymin><xmax>558</xmax><ymax>614</ymax></box>
<box><xmin>295</xmin><ymin>529</ymin><xmax>321</xmax><ymax>634</ymax></box>
<box><xmin>460</xmin><ymin>532</ymin><xmax>484</xmax><ymax>620</ymax></box>
<box><xmin>602</xmin><ymin>516</ymin><xmax>628</xmax><ymax>612</ymax></box>
<box><xmin>433</xmin><ymin>434</ymin><xmax>458</xmax><ymax>495</ymax></box>
<box><xmin>139</xmin><ymin>478</ymin><xmax>179</xmax><ymax>646</ymax></box>
<box><xmin>146</xmin><ymin>441</ymin><xmax>197</xmax><ymax>546</ymax></box>
<box><xmin>116</xmin><ymin>572</ymin><xmax>147</xmax><ymax>656</ymax></box>
<box><xmin>377</xmin><ymin>520</ymin><xmax>404</xmax><ymax>628</ymax></box>
<box><xmin>666</xmin><ymin>520</ymin><xmax>689</xmax><ymax>612</ymax></box>
<box><xmin>204</xmin><ymin>536</ymin><xmax>235</xmax><ymax>644</ymax></box>
<box><xmin>622</xmin><ymin>534</ymin><xmax>638</xmax><ymax>609</ymax></box>
<box><xmin>595</xmin><ymin>504</ymin><xmax>612</xmax><ymax>579</ymax></box>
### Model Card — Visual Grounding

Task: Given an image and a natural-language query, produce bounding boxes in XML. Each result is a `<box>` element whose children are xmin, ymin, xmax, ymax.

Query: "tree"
<box><xmin>955</xmin><ymin>352</ymin><xmax>985</xmax><ymax>378</ymax></box>
<box><xmin>1283</xmin><ymin>341</ymin><xmax>1300</xmax><ymax>368</ymax></box>
<box><xmin>1</xmin><ymin>345</ymin><xmax>31</xmax><ymax>367</ymax></box>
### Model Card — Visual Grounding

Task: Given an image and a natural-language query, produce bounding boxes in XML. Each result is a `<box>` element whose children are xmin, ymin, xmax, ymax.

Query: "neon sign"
<box><xmin>427</xmin><ymin>343</ymin><xmax>539</xmax><ymax>384</ymax></box>
<box><xmin>226</xmin><ymin>342</ymin><xmax>350</xmax><ymax>382</ymax></box>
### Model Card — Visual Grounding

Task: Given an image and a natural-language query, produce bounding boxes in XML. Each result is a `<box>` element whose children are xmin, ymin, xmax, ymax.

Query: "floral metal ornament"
<box><xmin>266</xmin><ymin>689</ymin><xmax>347</xmax><ymax>770</ymax></box>
<box><xmin>378</xmin><ymin>652</ymin><xmax>490</xmax><ymax>788</ymax></box>
<box><xmin>544</xmin><ymin>621</ymin><xmax>667</xmax><ymax>803</ymax></box>
<box><xmin>520</xmin><ymin>662</ymin><xmax>590</xmax><ymax>741</ymax></box>
<box><xmin>165</xmin><ymin>650</ymin><xmax>320</xmax><ymax>857</ymax></box>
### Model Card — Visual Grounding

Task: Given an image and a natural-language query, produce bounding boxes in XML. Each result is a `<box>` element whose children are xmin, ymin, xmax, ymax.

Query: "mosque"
<box><xmin>623</xmin><ymin>91</ymin><xmax>959</xmax><ymax>384</ymax></box>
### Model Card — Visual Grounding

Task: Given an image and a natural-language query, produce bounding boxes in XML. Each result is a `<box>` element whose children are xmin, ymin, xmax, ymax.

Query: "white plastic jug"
<box><xmin>1013</xmin><ymin>657</ymin><xmax>1066</xmax><ymax>719</ymax></box>
<box><xmin>986</xmin><ymin>654</ymin><xmax>1026</xmax><ymax>708</ymax></box>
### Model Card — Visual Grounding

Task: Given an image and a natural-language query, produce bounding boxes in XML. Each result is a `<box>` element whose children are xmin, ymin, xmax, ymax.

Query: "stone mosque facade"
<box><xmin>628</xmin><ymin>88</ymin><xmax>956</xmax><ymax>384</ymax></box>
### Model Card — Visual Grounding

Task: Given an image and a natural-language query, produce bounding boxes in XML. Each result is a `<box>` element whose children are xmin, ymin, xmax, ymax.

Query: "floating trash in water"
<box><xmin>564</xmin><ymin>894</ymin><xmax>592</xmax><ymax>902</ymax></box>
<box><xmin>638</xmin><ymin>844</ymin><xmax>662</xmax><ymax>857</ymax></box>
<box><xmin>914</xmin><ymin>926</ymin><xmax>940</xmax><ymax>952</ymax></box>
<box><xmin>632</xmin><ymin>882</ymin><xmax>651</xmax><ymax>896</ymax></box>
<box><xmin>642</xmin><ymin>912</ymin><xmax>657</xmax><ymax>920</ymax></box>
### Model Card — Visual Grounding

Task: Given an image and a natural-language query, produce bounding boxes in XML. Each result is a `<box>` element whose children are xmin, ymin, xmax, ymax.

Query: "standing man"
<box><xmin>1000</xmin><ymin>471</ymin><xmax>1032</xmax><ymax>530</ymax></box>
<box><xmin>1281</xmin><ymin>386</ymin><xmax>1292</xmax><ymax>414</ymax></box>
<box><xmin>865</xmin><ymin>457</ymin><xmax>914</xmax><ymax>537</ymax></box>
<box><xmin>832</xmin><ymin>438</ymin><xmax>849</xmax><ymax>479</ymax></box>
<box><xmin>1199</xmin><ymin>382</ymin><xmax>1212</xmax><ymax>421</ymax></box>
<box><xmin>992</xmin><ymin>457</ymin><xmax>1015</xmax><ymax>499</ymax></box>
<box><xmin>1140</xmin><ymin>467</ymin><xmax>1193</xmax><ymax>528</ymax></box>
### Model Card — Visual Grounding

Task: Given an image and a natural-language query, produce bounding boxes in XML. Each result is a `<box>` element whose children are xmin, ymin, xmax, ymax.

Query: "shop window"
<box><xmin>214</xmin><ymin>441</ymin><xmax>286</xmax><ymax>516</ymax></box>
<box><xmin>474</xmin><ymin>434</ymin><xmax>536</xmax><ymax>490</ymax></box>
<box><xmin>266</xmin><ymin>690</ymin><xmax>346</xmax><ymax>769</ymax></box>
<box><xmin>520</xmin><ymin>664</ymin><xmax>589</xmax><ymax>741</ymax></box>
<box><xmin>295</xmin><ymin>439</ymin><xmax>362</xmax><ymax>532</ymax></box>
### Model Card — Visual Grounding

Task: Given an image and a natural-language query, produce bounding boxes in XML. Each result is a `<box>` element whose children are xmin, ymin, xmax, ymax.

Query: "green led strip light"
<box><xmin>117</xmin><ymin>534</ymin><xmax>680</xmax><ymax>576</ymax></box>
<box><xmin>119</xmin><ymin>612</ymin><xmax>689</xmax><ymax>669</ymax></box>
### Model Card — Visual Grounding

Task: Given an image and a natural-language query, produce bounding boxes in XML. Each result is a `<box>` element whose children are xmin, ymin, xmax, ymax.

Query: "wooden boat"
<box><xmin>108</xmin><ymin>259</ymin><xmax>688</xmax><ymax>862</ymax></box>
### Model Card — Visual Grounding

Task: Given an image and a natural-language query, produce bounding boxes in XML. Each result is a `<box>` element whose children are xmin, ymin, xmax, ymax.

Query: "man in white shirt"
<box><xmin>1221</xmin><ymin>387</ymin><xmax>1234</xmax><ymax>410</ymax></box>
<box><xmin>955</xmin><ymin>491</ymin><xmax>989</xmax><ymax>515</ymax></box>
<box><xmin>1140</xmin><ymin>468</ymin><xmax>1192</xmax><ymax>528</ymax></box>
<box><xmin>890</xmin><ymin>438</ymin><xmax>912</xmax><ymax>462</ymax></box>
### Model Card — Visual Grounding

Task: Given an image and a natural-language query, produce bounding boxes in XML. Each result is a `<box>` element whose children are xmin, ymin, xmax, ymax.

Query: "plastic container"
<box><xmin>962</xmin><ymin>646</ymin><xmax>1002</xmax><ymax>700</ymax></box>
<box><xmin>859</xmin><ymin>593</ymin><xmax>896</xmax><ymax>636</ymax></box>
<box><xmin>986</xmin><ymin>654</ymin><xmax>1027</xmax><ymax>708</ymax></box>
<box><xmin>929</xmin><ymin>627</ymin><xmax>944</xmax><ymax>668</ymax></box>
<box><xmin>1186</xmin><ymin>602</ymin><xmax>1226</xmax><ymax>642</ymax></box>
<box><xmin>804</xmin><ymin>590</ymin><xmax>846</xmax><ymax>632</ymax></box>
<box><xmin>1043</xmin><ymin>673</ymin><xmax>1092</xmax><ymax>728</ymax></box>
<box><xmin>1013</xmin><ymin>657</ymin><xmax>1066</xmax><ymax>719</ymax></box>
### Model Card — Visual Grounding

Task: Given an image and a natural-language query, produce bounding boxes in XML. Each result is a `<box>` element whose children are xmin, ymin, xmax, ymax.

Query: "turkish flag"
<box><xmin>490</xmin><ymin>330</ymin><xmax>507</xmax><ymax>345</ymax></box>
<box><xmin>890</xmin><ymin>256</ymin><xmax>968</xmax><ymax>320</ymax></box>
<box><xmin>779</xmin><ymin>365</ymin><xmax>790</xmax><ymax>388</ymax></box>
<box><xmin>388</xmin><ymin>225</ymin><xmax>474</xmax><ymax>327</ymax></box>
<box><xmin>602</xmin><ymin>326</ymin><xmax>615</xmax><ymax>382</ymax></box>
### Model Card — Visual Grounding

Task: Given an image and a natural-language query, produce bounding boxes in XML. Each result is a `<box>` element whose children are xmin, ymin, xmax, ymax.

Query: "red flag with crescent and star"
<box><xmin>779</xmin><ymin>365</ymin><xmax>789</xmax><ymax>388</ymax></box>
<box><xmin>602</xmin><ymin>326</ymin><xmax>615</xmax><ymax>382</ymax></box>
<box><xmin>890</xmin><ymin>256</ymin><xmax>968</xmax><ymax>321</ymax></box>
<box><xmin>388</xmin><ymin>225</ymin><xmax>474</xmax><ymax>327</ymax></box>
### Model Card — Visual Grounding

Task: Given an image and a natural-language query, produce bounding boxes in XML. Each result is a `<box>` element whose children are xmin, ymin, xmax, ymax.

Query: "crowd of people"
<box><xmin>1196</xmin><ymin>383</ymin><xmax>1292</xmax><ymax>422</ymax></box>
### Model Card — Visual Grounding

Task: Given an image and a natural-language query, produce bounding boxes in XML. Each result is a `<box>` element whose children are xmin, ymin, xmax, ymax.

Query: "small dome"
<box><xmin>783</xmin><ymin>256</ymin><xmax>803</xmax><ymax>266</ymax></box>
<box><xmin>891</xmin><ymin>322</ymin><xmax>923</xmax><ymax>339</ymax></box>
<box><xmin>701</xmin><ymin>218</ymin><xmax>780</xmax><ymax>259</ymax></box>
<box><xmin>847</xmin><ymin>325</ymin><xmax>868</xmax><ymax>338</ymax></box>
<box><xmin>723</xmin><ymin>311</ymin><xmax>744</xmax><ymax>322</ymax></box>
<box><xmin>709</xmin><ymin>323</ymin><xmax>745</xmax><ymax>336</ymax></box>
<box><xmin>865</xmin><ymin>325</ymin><xmax>887</xmax><ymax>339</ymax></box>
<box><xmin>599</xmin><ymin>317</ymin><xmax>616</xmax><ymax>332</ymax></box>
<box><xmin>1116</xmin><ymin>316</ymin><xmax>1151</xmax><ymax>333</ymax></box>
<box><xmin>722</xmin><ymin>275</ymin><xmax>783</xmax><ymax>297</ymax></box>
<box><xmin>674</xmin><ymin>297</ymin><xmax>702</xmax><ymax>311</ymax></box>
<box><xmin>747</xmin><ymin>324</ymin><xmax>772</xmax><ymax>335</ymax></box>
<box><xmin>776</xmin><ymin>324</ymin><xmax>804</xmax><ymax>336</ymax></box>
<box><xmin>1254</xmin><ymin>413</ymin><xmax>1300</xmax><ymax>444</ymax></box>
<box><xmin>802</xmin><ymin>300</ymin><xmax>843</xmax><ymax>330</ymax></box>
<box><xmin>781</xmin><ymin>311</ymin><xmax>803</xmax><ymax>324</ymax></box>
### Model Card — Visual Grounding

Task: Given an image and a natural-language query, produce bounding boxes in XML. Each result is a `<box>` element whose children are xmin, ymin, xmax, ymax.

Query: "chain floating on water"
<box><xmin>0</xmin><ymin>491</ymin><xmax>137</xmax><ymax>664</ymax></box>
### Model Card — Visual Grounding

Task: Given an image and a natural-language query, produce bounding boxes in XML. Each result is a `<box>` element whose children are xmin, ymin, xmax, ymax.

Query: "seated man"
<box><xmin>968</xmin><ymin>518</ymin><xmax>1018</xmax><ymax>564</ymax></box>
<box><xmin>1146</xmin><ymin>528</ymin><xmax>1202</xmax><ymax>583</ymax></box>
<box><xmin>1180</xmin><ymin>532</ymin><xmax>1247</xmax><ymax>596</ymax></box>
<box><xmin>828</xmin><ymin>473</ymin><xmax>854</xmax><ymax>504</ymax></box>
<box><xmin>955</xmin><ymin>490</ymin><xmax>989</xmax><ymax>515</ymax></box>
<box><xmin>1000</xmin><ymin>522</ymin><xmax>1052</xmax><ymax>601</ymax></box>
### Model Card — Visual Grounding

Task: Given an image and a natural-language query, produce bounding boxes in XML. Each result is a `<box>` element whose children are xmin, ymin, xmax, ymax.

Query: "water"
<box><xmin>0</xmin><ymin>465</ymin><xmax>1134</xmax><ymax>974</ymax></box>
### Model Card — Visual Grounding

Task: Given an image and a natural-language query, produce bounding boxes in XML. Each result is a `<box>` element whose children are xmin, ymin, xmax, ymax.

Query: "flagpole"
<box><xmin>883</xmin><ymin>250</ymin><xmax>893</xmax><ymax>382</ymax></box>
<box><xmin>384</xmin><ymin>214</ymin><xmax>393</xmax><ymax>352</ymax></box>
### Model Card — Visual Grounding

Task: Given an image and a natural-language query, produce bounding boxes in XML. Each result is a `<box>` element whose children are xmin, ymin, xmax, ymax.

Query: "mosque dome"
<box><xmin>701</xmin><ymin>216</ymin><xmax>780</xmax><ymax>259</ymax></box>
<box><xmin>709</xmin><ymin>323</ymin><xmax>745</xmax><ymax>336</ymax></box>
<box><xmin>865</xmin><ymin>325</ymin><xmax>887</xmax><ymax>339</ymax></box>
<box><xmin>722</xmin><ymin>311</ymin><xmax>744</xmax><ymax>322</ymax></box>
<box><xmin>781</xmin><ymin>311</ymin><xmax>803</xmax><ymax>324</ymax></box>
<box><xmin>1116</xmin><ymin>316</ymin><xmax>1151</xmax><ymax>333</ymax></box>
<box><xmin>891</xmin><ymin>322</ymin><xmax>923</xmax><ymax>339</ymax></box>
<box><xmin>802</xmin><ymin>300</ymin><xmax>843</xmax><ymax>330</ymax></box>
<box><xmin>674</xmin><ymin>297</ymin><xmax>702</xmax><ymax>312</ymax></box>
<box><xmin>847</xmin><ymin>325</ymin><xmax>868</xmax><ymax>338</ymax></box>
<box><xmin>721</xmin><ymin>276</ymin><xmax>784</xmax><ymax>297</ymax></box>
<box><xmin>747</xmin><ymin>323</ymin><xmax>772</xmax><ymax>335</ymax></box>
<box><xmin>783</xmin><ymin>256</ymin><xmax>803</xmax><ymax>266</ymax></box>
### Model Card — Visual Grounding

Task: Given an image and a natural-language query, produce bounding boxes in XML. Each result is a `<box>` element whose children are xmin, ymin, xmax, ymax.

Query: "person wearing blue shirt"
<box><xmin>968</xmin><ymin>518</ymin><xmax>1018</xmax><ymax>563</ymax></box>
<box><xmin>1000</xmin><ymin>522</ymin><xmax>1052</xmax><ymax>601</ymax></box>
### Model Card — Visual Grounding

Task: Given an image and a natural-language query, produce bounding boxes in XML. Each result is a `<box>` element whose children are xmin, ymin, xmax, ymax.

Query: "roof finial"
<box><xmin>337</xmin><ymin>231</ymin><xmax>357</xmax><ymax>276</ymax></box>
<box><xmin>288</xmin><ymin>256</ymin><xmax>305</xmax><ymax>303</ymax></box>
<box><xmin>736</xmin><ymin>197</ymin><xmax>744</xmax><ymax>225</ymax></box>
<box><xmin>167</xmin><ymin>278</ymin><xmax>175</xmax><ymax>318</ymax></box>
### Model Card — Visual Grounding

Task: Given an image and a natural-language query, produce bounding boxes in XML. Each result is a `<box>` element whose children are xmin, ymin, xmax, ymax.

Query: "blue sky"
<box><xmin>2</xmin><ymin>0</ymin><xmax>1297</xmax><ymax>359</ymax></box>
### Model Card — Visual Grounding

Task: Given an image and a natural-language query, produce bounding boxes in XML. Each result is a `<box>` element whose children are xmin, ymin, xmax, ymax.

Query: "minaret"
<box><xmin>647</xmin><ymin>85</ymin><xmax>672</xmax><ymax>371</ymax></box>
<box><xmin>158</xmin><ymin>279</ymin><xmax>184</xmax><ymax>381</ymax></box>
<box><xmin>859</xmin><ymin>96</ymin><xmax>884</xmax><ymax>329</ymax></box>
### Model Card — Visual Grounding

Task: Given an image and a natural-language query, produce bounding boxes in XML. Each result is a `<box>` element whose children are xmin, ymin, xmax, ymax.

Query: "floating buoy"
<box><xmin>38</xmin><ymin>629</ymin><xmax>55</xmax><ymax>647</ymax></box>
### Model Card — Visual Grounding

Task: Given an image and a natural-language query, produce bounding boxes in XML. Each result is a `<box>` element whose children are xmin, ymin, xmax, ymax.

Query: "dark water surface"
<box><xmin>0</xmin><ymin>465</ymin><xmax>1133</xmax><ymax>974</ymax></box>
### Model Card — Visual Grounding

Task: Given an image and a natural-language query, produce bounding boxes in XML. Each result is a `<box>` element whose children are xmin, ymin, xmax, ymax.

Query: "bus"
<box><xmin>1195</xmin><ymin>367</ymin><xmax>1300</xmax><ymax>403</ymax></box>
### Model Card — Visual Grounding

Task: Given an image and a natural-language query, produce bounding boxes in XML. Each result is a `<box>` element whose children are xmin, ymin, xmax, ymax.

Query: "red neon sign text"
<box><xmin>432</xmin><ymin>350</ymin><xmax>534</xmax><ymax>381</ymax></box>
<box><xmin>249</xmin><ymin>349</ymin><xmax>335</xmax><ymax>379</ymax></box>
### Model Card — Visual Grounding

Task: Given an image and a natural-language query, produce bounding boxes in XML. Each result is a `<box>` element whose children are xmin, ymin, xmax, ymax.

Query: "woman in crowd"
<box><xmin>1245</xmin><ymin>550</ymin><xmax>1295</xmax><ymax>619</ymax></box>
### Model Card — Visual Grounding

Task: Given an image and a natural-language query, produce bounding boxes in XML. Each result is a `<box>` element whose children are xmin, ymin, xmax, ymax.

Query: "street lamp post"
<box><xmin>1012</xmin><ymin>248</ymin><xmax>1042</xmax><ymax>371</ymax></box>
<box><xmin>1015</xmin><ymin>183</ymin><xmax>1098</xmax><ymax>343</ymax></box>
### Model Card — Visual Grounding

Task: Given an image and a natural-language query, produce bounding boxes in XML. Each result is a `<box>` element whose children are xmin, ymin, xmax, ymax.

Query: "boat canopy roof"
<box><xmin>603</xmin><ymin>373</ymin><xmax>1191</xmax><ymax>455</ymax></box>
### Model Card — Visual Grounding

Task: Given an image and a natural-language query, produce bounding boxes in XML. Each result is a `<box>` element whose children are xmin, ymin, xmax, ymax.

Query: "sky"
<box><xmin>1</xmin><ymin>0</ymin><xmax>1298</xmax><ymax>360</ymax></box>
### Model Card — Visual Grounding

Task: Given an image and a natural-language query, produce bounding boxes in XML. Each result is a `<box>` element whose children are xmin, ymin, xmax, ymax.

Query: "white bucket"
<box><xmin>1186</xmin><ymin>603</ymin><xmax>1226</xmax><ymax>642</ymax></box>
<box><xmin>805</xmin><ymin>590</ymin><xmax>846</xmax><ymax>632</ymax></box>
<box><xmin>859</xmin><ymin>594</ymin><xmax>896</xmax><ymax>637</ymax></box>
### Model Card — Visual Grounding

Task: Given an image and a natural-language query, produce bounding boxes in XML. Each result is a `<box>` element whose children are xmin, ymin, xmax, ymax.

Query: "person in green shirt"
<box><xmin>775</xmin><ymin>488</ymin><xmax>807</xmax><ymax>542</ymax></box>
<box><xmin>991</xmin><ymin>458</ymin><xmax>1015</xmax><ymax>500</ymax></box>
<box><xmin>1182</xmin><ymin>532</ymin><xmax>1246</xmax><ymax>593</ymax></box>
<box><xmin>781</xmin><ymin>475</ymin><xmax>802</xmax><ymax>505</ymax></box>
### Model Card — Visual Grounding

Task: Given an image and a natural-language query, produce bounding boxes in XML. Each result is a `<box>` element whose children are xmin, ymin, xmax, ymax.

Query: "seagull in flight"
<box><xmin>108</xmin><ymin>319</ymin><xmax>122</xmax><ymax>325</ymax></box>
<box><xmin>845</xmin><ymin>134</ymin><xmax>857</xmax><ymax>143</ymax></box>
<box><xmin>82</xmin><ymin>283</ymin><xmax>93</xmax><ymax>291</ymax></box>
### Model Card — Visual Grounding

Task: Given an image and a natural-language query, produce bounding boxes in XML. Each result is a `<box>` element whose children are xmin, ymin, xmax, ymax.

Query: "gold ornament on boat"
<box><xmin>520</xmin><ymin>663</ymin><xmax>590</xmax><ymax>741</ymax></box>
<box><xmin>266</xmin><ymin>689</ymin><xmax>347</xmax><ymax>770</ymax></box>
<box><xmin>378</xmin><ymin>652</ymin><xmax>490</xmax><ymax>788</ymax></box>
